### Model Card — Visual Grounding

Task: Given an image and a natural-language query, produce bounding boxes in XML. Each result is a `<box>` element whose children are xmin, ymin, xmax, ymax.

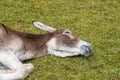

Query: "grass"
<box><xmin>0</xmin><ymin>0</ymin><xmax>120</xmax><ymax>80</ymax></box>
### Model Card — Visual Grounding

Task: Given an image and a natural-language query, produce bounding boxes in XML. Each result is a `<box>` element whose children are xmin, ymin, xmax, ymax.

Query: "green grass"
<box><xmin>0</xmin><ymin>0</ymin><xmax>120</xmax><ymax>80</ymax></box>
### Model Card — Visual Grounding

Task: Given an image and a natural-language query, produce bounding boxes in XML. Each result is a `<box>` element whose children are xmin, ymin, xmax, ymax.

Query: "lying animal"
<box><xmin>0</xmin><ymin>21</ymin><xmax>93</xmax><ymax>80</ymax></box>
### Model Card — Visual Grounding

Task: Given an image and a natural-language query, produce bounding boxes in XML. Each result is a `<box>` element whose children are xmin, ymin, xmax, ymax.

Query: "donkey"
<box><xmin>0</xmin><ymin>21</ymin><xmax>92</xmax><ymax>80</ymax></box>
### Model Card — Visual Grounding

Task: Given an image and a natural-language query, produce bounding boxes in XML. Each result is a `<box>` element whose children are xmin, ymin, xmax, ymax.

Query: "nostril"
<box><xmin>80</xmin><ymin>45</ymin><xmax>93</xmax><ymax>57</ymax></box>
<box><xmin>83</xmin><ymin>45</ymin><xmax>93</xmax><ymax>54</ymax></box>
<box><xmin>79</xmin><ymin>40</ymin><xmax>93</xmax><ymax>57</ymax></box>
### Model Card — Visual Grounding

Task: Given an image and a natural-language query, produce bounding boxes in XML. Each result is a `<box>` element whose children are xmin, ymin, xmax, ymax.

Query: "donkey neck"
<box><xmin>13</xmin><ymin>30</ymin><xmax>55</xmax><ymax>60</ymax></box>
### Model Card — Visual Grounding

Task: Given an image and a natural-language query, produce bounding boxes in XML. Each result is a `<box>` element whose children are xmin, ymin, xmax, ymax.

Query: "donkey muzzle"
<box><xmin>79</xmin><ymin>40</ymin><xmax>93</xmax><ymax>57</ymax></box>
<box><xmin>80</xmin><ymin>45</ymin><xmax>93</xmax><ymax>57</ymax></box>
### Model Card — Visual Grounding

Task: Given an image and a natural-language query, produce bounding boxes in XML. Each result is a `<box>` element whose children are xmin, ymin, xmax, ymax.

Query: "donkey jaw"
<box><xmin>48</xmin><ymin>47</ymin><xmax>80</xmax><ymax>57</ymax></box>
<box><xmin>48</xmin><ymin>46</ymin><xmax>92</xmax><ymax>57</ymax></box>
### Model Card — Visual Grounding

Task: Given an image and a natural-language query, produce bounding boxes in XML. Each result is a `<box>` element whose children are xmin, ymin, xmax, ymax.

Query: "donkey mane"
<box><xmin>0</xmin><ymin>24</ymin><xmax>55</xmax><ymax>43</ymax></box>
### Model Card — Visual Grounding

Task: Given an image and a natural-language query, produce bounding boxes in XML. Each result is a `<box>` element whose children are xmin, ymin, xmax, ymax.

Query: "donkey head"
<box><xmin>33</xmin><ymin>21</ymin><xmax>93</xmax><ymax>57</ymax></box>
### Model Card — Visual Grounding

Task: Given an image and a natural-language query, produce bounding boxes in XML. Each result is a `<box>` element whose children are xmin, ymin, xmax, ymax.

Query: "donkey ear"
<box><xmin>32</xmin><ymin>21</ymin><xmax>56</xmax><ymax>32</ymax></box>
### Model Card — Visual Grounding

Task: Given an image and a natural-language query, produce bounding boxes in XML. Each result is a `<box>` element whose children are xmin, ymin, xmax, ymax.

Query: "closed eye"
<box><xmin>63</xmin><ymin>30</ymin><xmax>74</xmax><ymax>39</ymax></box>
<box><xmin>63</xmin><ymin>30</ymin><xmax>71</xmax><ymax>35</ymax></box>
<box><xmin>65</xmin><ymin>31</ymin><xmax>70</xmax><ymax>34</ymax></box>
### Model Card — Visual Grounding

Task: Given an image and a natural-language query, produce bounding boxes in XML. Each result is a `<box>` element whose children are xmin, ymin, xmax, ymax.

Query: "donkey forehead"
<box><xmin>52</xmin><ymin>29</ymin><xmax>79</xmax><ymax>47</ymax></box>
<box><xmin>54</xmin><ymin>29</ymin><xmax>72</xmax><ymax>36</ymax></box>
<box><xmin>53</xmin><ymin>29</ymin><xmax>75</xmax><ymax>38</ymax></box>
<box><xmin>54</xmin><ymin>29</ymin><xmax>67</xmax><ymax>34</ymax></box>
